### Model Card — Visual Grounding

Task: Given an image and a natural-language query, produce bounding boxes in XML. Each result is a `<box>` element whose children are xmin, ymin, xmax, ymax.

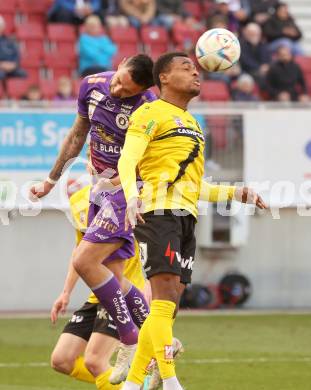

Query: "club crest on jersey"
<box><xmin>116</xmin><ymin>113</ymin><xmax>129</xmax><ymax>130</ymax></box>
<box><xmin>91</xmin><ymin>90</ymin><xmax>105</xmax><ymax>102</ymax></box>
<box><xmin>173</xmin><ymin>116</ymin><xmax>184</xmax><ymax>127</ymax></box>
<box><xmin>104</xmin><ymin>99</ymin><xmax>116</xmax><ymax>112</ymax></box>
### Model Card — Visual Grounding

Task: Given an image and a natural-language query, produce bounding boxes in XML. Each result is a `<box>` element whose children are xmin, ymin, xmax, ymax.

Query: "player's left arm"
<box><xmin>200</xmin><ymin>180</ymin><xmax>267</xmax><ymax>209</ymax></box>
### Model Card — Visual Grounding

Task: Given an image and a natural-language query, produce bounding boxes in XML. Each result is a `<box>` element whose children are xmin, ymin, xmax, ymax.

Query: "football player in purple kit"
<box><xmin>30</xmin><ymin>54</ymin><xmax>156</xmax><ymax>384</ymax></box>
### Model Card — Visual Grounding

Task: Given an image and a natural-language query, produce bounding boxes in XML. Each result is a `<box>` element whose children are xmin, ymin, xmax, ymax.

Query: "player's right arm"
<box><xmin>30</xmin><ymin>114</ymin><xmax>90</xmax><ymax>199</ymax></box>
<box><xmin>118</xmin><ymin>103</ymin><xmax>158</xmax><ymax>228</ymax></box>
<box><xmin>50</xmin><ymin>251</ymin><xmax>80</xmax><ymax>324</ymax></box>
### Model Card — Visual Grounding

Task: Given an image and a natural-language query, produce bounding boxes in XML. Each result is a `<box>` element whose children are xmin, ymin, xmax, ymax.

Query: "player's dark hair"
<box><xmin>153</xmin><ymin>52</ymin><xmax>189</xmax><ymax>90</ymax></box>
<box><xmin>126</xmin><ymin>54</ymin><xmax>154</xmax><ymax>89</ymax></box>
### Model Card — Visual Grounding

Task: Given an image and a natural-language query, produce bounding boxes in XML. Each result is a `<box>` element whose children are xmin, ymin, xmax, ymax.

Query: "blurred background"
<box><xmin>0</xmin><ymin>0</ymin><xmax>311</xmax><ymax>313</ymax></box>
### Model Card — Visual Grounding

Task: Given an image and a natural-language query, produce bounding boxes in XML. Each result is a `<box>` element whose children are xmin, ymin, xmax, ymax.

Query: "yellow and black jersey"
<box><xmin>69</xmin><ymin>186</ymin><xmax>145</xmax><ymax>304</ymax></box>
<box><xmin>123</xmin><ymin>99</ymin><xmax>205</xmax><ymax>217</ymax></box>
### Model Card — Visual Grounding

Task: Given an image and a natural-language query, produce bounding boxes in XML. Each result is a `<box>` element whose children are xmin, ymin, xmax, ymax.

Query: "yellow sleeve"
<box><xmin>75</xmin><ymin>229</ymin><xmax>83</xmax><ymax>246</ymax></box>
<box><xmin>118</xmin><ymin>103</ymin><xmax>159</xmax><ymax>203</ymax></box>
<box><xmin>200</xmin><ymin>180</ymin><xmax>236</xmax><ymax>202</ymax></box>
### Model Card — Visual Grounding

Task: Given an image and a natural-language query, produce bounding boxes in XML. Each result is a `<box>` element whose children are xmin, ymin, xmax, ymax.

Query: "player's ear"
<box><xmin>159</xmin><ymin>72</ymin><xmax>169</xmax><ymax>87</ymax></box>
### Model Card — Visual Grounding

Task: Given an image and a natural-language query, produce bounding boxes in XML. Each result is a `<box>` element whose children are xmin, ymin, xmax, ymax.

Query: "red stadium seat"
<box><xmin>6</xmin><ymin>78</ymin><xmax>35</xmax><ymax>99</ymax></box>
<box><xmin>2</xmin><ymin>13</ymin><xmax>15</xmax><ymax>34</ymax></box>
<box><xmin>0</xmin><ymin>83</ymin><xmax>5</xmax><ymax>99</ymax></box>
<box><xmin>172</xmin><ymin>22</ymin><xmax>201</xmax><ymax>50</ymax></box>
<box><xmin>184</xmin><ymin>1</ymin><xmax>202</xmax><ymax>20</ymax></box>
<box><xmin>208</xmin><ymin>116</ymin><xmax>228</xmax><ymax>149</ymax></box>
<box><xmin>47</xmin><ymin>23</ymin><xmax>77</xmax><ymax>42</ymax></box>
<box><xmin>295</xmin><ymin>56</ymin><xmax>311</xmax><ymax>75</ymax></box>
<box><xmin>200</xmin><ymin>80</ymin><xmax>230</xmax><ymax>101</ymax></box>
<box><xmin>15</xmin><ymin>23</ymin><xmax>44</xmax><ymax>41</ymax></box>
<box><xmin>18</xmin><ymin>0</ymin><xmax>49</xmax><ymax>14</ymax></box>
<box><xmin>39</xmin><ymin>79</ymin><xmax>58</xmax><ymax>99</ymax></box>
<box><xmin>305</xmin><ymin>73</ymin><xmax>311</xmax><ymax>95</ymax></box>
<box><xmin>43</xmin><ymin>50</ymin><xmax>77</xmax><ymax>69</ymax></box>
<box><xmin>109</xmin><ymin>26</ymin><xmax>140</xmax><ymax>54</ymax></box>
<box><xmin>19</xmin><ymin>40</ymin><xmax>44</xmax><ymax>59</ymax></box>
<box><xmin>0</xmin><ymin>1</ymin><xmax>18</xmax><ymax>13</ymax></box>
<box><xmin>141</xmin><ymin>26</ymin><xmax>169</xmax><ymax>55</ymax></box>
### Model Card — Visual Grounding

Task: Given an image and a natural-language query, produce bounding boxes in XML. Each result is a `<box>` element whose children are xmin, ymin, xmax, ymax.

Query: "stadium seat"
<box><xmin>0</xmin><ymin>1</ymin><xmax>18</xmax><ymax>13</ymax></box>
<box><xmin>19</xmin><ymin>40</ymin><xmax>44</xmax><ymax>60</ymax></box>
<box><xmin>295</xmin><ymin>56</ymin><xmax>311</xmax><ymax>75</ymax></box>
<box><xmin>43</xmin><ymin>50</ymin><xmax>77</xmax><ymax>69</ymax></box>
<box><xmin>0</xmin><ymin>83</ymin><xmax>5</xmax><ymax>99</ymax></box>
<box><xmin>47</xmin><ymin>23</ymin><xmax>77</xmax><ymax>43</ymax></box>
<box><xmin>184</xmin><ymin>1</ymin><xmax>202</xmax><ymax>20</ymax></box>
<box><xmin>6</xmin><ymin>78</ymin><xmax>35</xmax><ymax>99</ymax></box>
<box><xmin>2</xmin><ymin>13</ymin><xmax>15</xmax><ymax>34</ymax></box>
<box><xmin>39</xmin><ymin>79</ymin><xmax>58</xmax><ymax>100</ymax></box>
<box><xmin>200</xmin><ymin>80</ymin><xmax>230</xmax><ymax>101</ymax></box>
<box><xmin>18</xmin><ymin>0</ymin><xmax>48</xmax><ymax>24</ymax></box>
<box><xmin>172</xmin><ymin>22</ymin><xmax>201</xmax><ymax>50</ymax></box>
<box><xmin>109</xmin><ymin>26</ymin><xmax>140</xmax><ymax>54</ymax></box>
<box><xmin>15</xmin><ymin>22</ymin><xmax>44</xmax><ymax>41</ymax></box>
<box><xmin>141</xmin><ymin>26</ymin><xmax>169</xmax><ymax>55</ymax></box>
<box><xmin>208</xmin><ymin>116</ymin><xmax>228</xmax><ymax>149</ymax></box>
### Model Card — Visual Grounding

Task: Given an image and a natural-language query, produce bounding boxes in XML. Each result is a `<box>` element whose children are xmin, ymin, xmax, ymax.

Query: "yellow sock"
<box><xmin>96</xmin><ymin>368</ymin><xmax>123</xmax><ymax>389</ymax></box>
<box><xmin>127</xmin><ymin>315</ymin><xmax>155</xmax><ymax>384</ymax></box>
<box><xmin>148</xmin><ymin>300</ymin><xmax>176</xmax><ymax>380</ymax></box>
<box><xmin>70</xmin><ymin>356</ymin><xmax>95</xmax><ymax>383</ymax></box>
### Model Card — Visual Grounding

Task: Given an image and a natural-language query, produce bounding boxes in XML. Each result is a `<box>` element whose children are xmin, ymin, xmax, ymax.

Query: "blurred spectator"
<box><xmin>103</xmin><ymin>0</ymin><xmax>129</xmax><ymax>27</ymax></box>
<box><xmin>249</xmin><ymin>0</ymin><xmax>279</xmax><ymax>25</ymax></box>
<box><xmin>265</xmin><ymin>46</ymin><xmax>308</xmax><ymax>102</ymax></box>
<box><xmin>21</xmin><ymin>85</ymin><xmax>42</xmax><ymax>101</ymax></box>
<box><xmin>208</xmin><ymin>0</ymin><xmax>239</xmax><ymax>33</ymax></box>
<box><xmin>232</xmin><ymin>74</ymin><xmax>259</xmax><ymax>101</ymax></box>
<box><xmin>48</xmin><ymin>0</ymin><xmax>103</xmax><ymax>25</ymax></box>
<box><xmin>226</xmin><ymin>0</ymin><xmax>251</xmax><ymax>24</ymax></box>
<box><xmin>239</xmin><ymin>23</ymin><xmax>270</xmax><ymax>87</ymax></box>
<box><xmin>119</xmin><ymin>0</ymin><xmax>156</xmax><ymax>28</ymax></box>
<box><xmin>79</xmin><ymin>15</ymin><xmax>117</xmax><ymax>77</ymax></box>
<box><xmin>0</xmin><ymin>16</ymin><xmax>26</xmax><ymax>81</ymax></box>
<box><xmin>263</xmin><ymin>2</ymin><xmax>303</xmax><ymax>55</ymax></box>
<box><xmin>155</xmin><ymin>0</ymin><xmax>200</xmax><ymax>30</ymax></box>
<box><xmin>54</xmin><ymin>76</ymin><xmax>75</xmax><ymax>101</ymax></box>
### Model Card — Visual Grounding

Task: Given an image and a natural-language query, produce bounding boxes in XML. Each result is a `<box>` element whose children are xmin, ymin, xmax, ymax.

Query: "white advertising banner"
<box><xmin>244</xmin><ymin>109</ymin><xmax>311</xmax><ymax>207</ymax></box>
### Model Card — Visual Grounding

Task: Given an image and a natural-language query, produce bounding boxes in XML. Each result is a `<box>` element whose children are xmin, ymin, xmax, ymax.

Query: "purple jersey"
<box><xmin>78</xmin><ymin>71</ymin><xmax>156</xmax><ymax>177</ymax></box>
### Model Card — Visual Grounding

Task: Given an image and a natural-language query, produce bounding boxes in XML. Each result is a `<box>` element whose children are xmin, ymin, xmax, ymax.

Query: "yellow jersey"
<box><xmin>124</xmin><ymin>99</ymin><xmax>205</xmax><ymax>217</ymax></box>
<box><xmin>69</xmin><ymin>186</ymin><xmax>145</xmax><ymax>304</ymax></box>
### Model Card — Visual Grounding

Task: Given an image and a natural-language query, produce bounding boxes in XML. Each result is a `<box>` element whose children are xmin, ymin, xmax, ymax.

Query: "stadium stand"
<box><xmin>0</xmin><ymin>0</ymin><xmax>309</xmax><ymax>101</ymax></box>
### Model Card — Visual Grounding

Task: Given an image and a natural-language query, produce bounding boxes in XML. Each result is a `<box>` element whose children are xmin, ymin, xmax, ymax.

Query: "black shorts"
<box><xmin>62</xmin><ymin>302</ymin><xmax>119</xmax><ymax>342</ymax></box>
<box><xmin>134</xmin><ymin>210</ymin><xmax>196</xmax><ymax>284</ymax></box>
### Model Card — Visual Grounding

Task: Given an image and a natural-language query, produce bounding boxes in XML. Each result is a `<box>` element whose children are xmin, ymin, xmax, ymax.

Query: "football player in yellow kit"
<box><xmin>50</xmin><ymin>184</ymin><xmax>148</xmax><ymax>390</ymax></box>
<box><xmin>118</xmin><ymin>52</ymin><xmax>267</xmax><ymax>390</ymax></box>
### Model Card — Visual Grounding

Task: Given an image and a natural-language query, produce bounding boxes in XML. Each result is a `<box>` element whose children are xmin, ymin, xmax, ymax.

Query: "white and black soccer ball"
<box><xmin>195</xmin><ymin>28</ymin><xmax>241</xmax><ymax>72</ymax></box>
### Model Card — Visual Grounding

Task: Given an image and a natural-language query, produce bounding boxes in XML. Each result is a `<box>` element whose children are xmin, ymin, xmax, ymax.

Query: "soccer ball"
<box><xmin>195</xmin><ymin>28</ymin><xmax>241</xmax><ymax>72</ymax></box>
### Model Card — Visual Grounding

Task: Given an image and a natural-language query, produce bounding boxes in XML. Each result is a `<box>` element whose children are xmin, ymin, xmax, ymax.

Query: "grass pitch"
<box><xmin>0</xmin><ymin>313</ymin><xmax>311</xmax><ymax>389</ymax></box>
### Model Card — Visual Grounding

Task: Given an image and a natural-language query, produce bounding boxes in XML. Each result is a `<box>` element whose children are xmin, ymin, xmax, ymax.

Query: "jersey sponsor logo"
<box><xmin>177</xmin><ymin>127</ymin><xmax>205</xmax><ymax>141</ymax></box>
<box><xmin>165</xmin><ymin>242</ymin><xmax>176</xmax><ymax>265</ymax></box>
<box><xmin>97</xmin><ymin>308</ymin><xmax>108</xmax><ymax>320</ymax></box>
<box><xmin>116</xmin><ymin>113</ymin><xmax>129</xmax><ymax>130</ymax></box>
<box><xmin>104</xmin><ymin>99</ymin><xmax>116</xmax><ymax>112</ymax></box>
<box><xmin>69</xmin><ymin>314</ymin><xmax>84</xmax><ymax>323</ymax></box>
<box><xmin>145</xmin><ymin>120</ymin><xmax>156</xmax><ymax>135</ymax></box>
<box><xmin>113</xmin><ymin>289</ymin><xmax>132</xmax><ymax>324</ymax></box>
<box><xmin>120</xmin><ymin>103</ymin><xmax>133</xmax><ymax>115</ymax></box>
<box><xmin>164</xmin><ymin>345</ymin><xmax>174</xmax><ymax>360</ymax></box>
<box><xmin>165</xmin><ymin>242</ymin><xmax>194</xmax><ymax>270</ymax></box>
<box><xmin>173</xmin><ymin>116</ymin><xmax>184</xmax><ymax>127</ymax></box>
<box><xmin>87</xmin><ymin>77</ymin><xmax>106</xmax><ymax>84</ymax></box>
<box><xmin>91</xmin><ymin>90</ymin><xmax>105</xmax><ymax>102</ymax></box>
<box><xmin>94</xmin><ymin>232</ymin><xmax>109</xmax><ymax>240</ymax></box>
<box><xmin>139</xmin><ymin>242</ymin><xmax>148</xmax><ymax>266</ymax></box>
<box><xmin>176</xmin><ymin>253</ymin><xmax>194</xmax><ymax>270</ymax></box>
<box><xmin>88</xmin><ymin>103</ymin><xmax>96</xmax><ymax>120</ymax></box>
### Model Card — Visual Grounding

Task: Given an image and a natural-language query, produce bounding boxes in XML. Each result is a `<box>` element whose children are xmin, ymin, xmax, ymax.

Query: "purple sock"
<box><xmin>92</xmin><ymin>275</ymin><xmax>138</xmax><ymax>345</ymax></box>
<box><xmin>124</xmin><ymin>285</ymin><xmax>150</xmax><ymax>328</ymax></box>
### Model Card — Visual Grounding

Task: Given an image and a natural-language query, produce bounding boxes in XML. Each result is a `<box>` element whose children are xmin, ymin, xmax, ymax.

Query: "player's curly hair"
<box><xmin>153</xmin><ymin>52</ymin><xmax>189</xmax><ymax>90</ymax></box>
<box><xmin>126</xmin><ymin>54</ymin><xmax>154</xmax><ymax>89</ymax></box>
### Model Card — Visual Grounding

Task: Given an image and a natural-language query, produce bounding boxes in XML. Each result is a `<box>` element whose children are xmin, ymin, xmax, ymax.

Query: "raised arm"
<box><xmin>200</xmin><ymin>180</ymin><xmax>267</xmax><ymax>209</ymax></box>
<box><xmin>30</xmin><ymin>114</ymin><xmax>90</xmax><ymax>199</ymax></box>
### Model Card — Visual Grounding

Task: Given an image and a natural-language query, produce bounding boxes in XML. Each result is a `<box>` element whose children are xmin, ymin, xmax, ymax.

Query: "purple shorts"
<box><xmin>83</xmin><ymin>189</ymin><xmax>135</xmax><ymax>262</ymax></box>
